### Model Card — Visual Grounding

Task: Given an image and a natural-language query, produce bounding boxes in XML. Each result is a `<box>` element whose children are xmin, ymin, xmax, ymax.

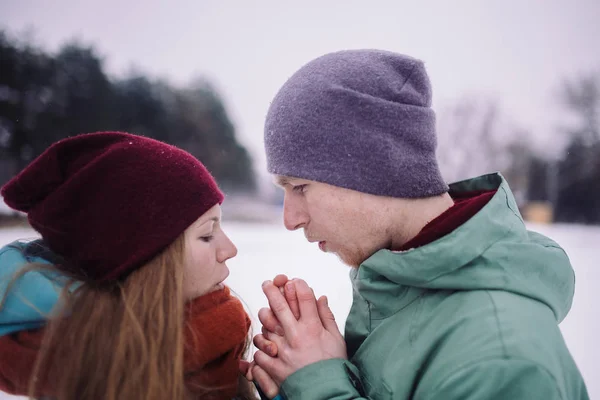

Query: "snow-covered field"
<box><xmin>0</xmin><ymin>221</ymin><xmax>597</xmax><ymax>399</ymax></box>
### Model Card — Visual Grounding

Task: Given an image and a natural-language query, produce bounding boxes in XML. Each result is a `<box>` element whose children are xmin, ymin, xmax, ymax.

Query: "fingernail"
<box><xmin>285</xmin><ymin>282</ymin><xmax>295</xmax><ymax>293</ymax></box>
<box><xmin>275</xmin><ymin>325</ymin><xmax>284</xmax><ymax>336</ymax></box>
<box><xmin>324</xmin><ymin>296</ymin><xmax>328</xmax><ymax>306</ymax></box>
<box><xmin>262</xmin><ymin>280</ymin><xmax>270</xmax><ymax>287</ymax></box>
<box><xmin>266</xmin><ymin>344</ymin><xmax>273</xmax><ymax>355</ymax></box>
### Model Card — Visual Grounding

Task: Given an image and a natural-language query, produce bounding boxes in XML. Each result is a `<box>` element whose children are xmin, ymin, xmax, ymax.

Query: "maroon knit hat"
<box><xmin>1</xmin><ymin>131</ymin><xmax>224</xmax><ymax>282</ymax></box>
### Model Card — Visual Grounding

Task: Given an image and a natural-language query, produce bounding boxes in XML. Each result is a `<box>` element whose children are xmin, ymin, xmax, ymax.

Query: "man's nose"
<box><xmin>282</xmin><ymin>195</ymin><xmax>307</xmax><ymax>231</ymax></box>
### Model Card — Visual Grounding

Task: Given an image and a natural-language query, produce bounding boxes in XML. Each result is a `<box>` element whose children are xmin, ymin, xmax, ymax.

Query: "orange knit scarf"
<box><xmin>184</xmin><ymin>286</ymin><xmax>252</xmax><ymax>398</ymax></box>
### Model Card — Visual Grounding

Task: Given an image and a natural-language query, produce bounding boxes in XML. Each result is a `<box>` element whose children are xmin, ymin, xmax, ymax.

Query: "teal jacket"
<box><xmin>0</xmin><ymin>240</ymin><xmax>66</xmax><ymax>336</ymax></box>
<box><xmin>280</xmin><ymin>173</ymin><xmax>589</xmax><ymax>399</ymax></box>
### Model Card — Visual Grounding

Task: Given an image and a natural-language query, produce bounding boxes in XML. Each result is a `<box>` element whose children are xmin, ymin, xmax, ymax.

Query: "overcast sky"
<box><xmin>2</xmin><ymin>0</ymin><xmax>599</xmax><ymax>183</ymax></box>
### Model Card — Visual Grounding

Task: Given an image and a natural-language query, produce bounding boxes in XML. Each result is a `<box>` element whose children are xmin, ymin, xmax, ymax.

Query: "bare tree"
<box><xmin>554</xmin><ymin>73</ymin><xmax>600</xmax><ymax>224</ymax></box>
<box><xmin>436</xmin><ymin>95</ymin><xmax>529</xmax><ymax>183</ymax></box>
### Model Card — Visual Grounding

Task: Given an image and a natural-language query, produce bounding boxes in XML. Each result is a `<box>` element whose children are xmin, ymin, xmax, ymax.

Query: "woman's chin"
<box><xmin>208</xmin><ymin>282</ymin><xmax>225</xmax><ymax>292</ymax></box>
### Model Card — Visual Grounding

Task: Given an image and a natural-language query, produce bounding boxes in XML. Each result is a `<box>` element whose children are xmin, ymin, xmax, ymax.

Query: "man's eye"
<box><xmin>200</xmin><ymin>235</ymin><xmax>214</xmax><ymax>243</ymax></box>
<box><xmin>292</xmin><ymin>184</ymin><xmax>307</xmax><ymax>193</ymax></box>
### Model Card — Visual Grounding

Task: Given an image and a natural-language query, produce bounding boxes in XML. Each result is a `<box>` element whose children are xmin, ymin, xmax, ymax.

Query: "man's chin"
<box><xmin>334</xmin><ymin>252</ymin><xmax>362</xmax><ymax>268</ymax></box>
<box><xmin>335</xmin><ymin>248</ymin><xmax>377</xmax><ymax>268</ymax></box>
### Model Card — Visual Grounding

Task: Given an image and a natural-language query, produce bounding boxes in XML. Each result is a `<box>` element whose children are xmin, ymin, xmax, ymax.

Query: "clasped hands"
<box><xmin>239</xmin><ymin>275</ymin><xmax>347</xmax><ymax>398</ymax></box>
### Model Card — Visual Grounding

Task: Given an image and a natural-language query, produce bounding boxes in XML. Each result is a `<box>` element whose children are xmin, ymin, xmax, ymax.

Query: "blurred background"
<box><xmin>0</xmin><ymin>0</ymin><xmax>598</xmax><ymax>398</ymax></box>
<box><xmin>0</xmin><ymin>0</ymin><xmax>599</xmax><ymax>224</ymax></box>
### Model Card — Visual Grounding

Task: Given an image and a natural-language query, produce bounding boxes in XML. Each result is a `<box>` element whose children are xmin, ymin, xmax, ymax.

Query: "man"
<box><xmin>247</xmin><ymin>49</ymin><xmax>589</xmax><ymax>399</ymax></box>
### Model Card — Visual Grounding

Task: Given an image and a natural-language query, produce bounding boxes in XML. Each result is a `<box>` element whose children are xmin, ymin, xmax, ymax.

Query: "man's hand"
<box><xmin>252</xmin><ymin>274</ymin><xmax>297</xmax><ymax>363</ymax></box>
<box><xmin>257</xmin><ymin>275</ymin><xmax>300</xmax><ymax>337</ymax></box>
<box><xmin>240</xmin><ymin>360</ymin><xmax>280</xmax><ymax>399</ymax></box>
<box><xmin>252</xmin><ymin>278</ymin><xmax>347</xmax><ymax>385</ymax></box>
<box><xmin>240</xmin><ymin>274</ymin><xmax>295</xmax><ymax>399</ymax></box>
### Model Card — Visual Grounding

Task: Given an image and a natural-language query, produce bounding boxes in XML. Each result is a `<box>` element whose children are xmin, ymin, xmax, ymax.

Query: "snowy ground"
<box><xmin>0</xmin><ymin>221</ymin><xmax>597</xmax><ymax>399</ymax></box>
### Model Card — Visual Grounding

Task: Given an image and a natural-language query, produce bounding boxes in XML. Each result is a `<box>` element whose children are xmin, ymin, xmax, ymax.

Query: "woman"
<box><xmin>0</xmin><ymin>131</ymin><xmax>259</xmax><ymax>399</ymax></box>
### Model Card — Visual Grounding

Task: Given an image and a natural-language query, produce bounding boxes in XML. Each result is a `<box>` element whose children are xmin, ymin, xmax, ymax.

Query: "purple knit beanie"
<box><xmin>264</xmin><ymin>49</ymin><xmax>449</xmax><ymax>198</ymax></box>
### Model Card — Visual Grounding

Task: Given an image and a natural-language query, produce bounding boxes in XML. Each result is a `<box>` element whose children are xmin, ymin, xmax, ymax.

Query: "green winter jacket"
<box><xmin>280</xmin><ymin>173</ymin><xmax>589</xmax><ymax>400</ymax></box>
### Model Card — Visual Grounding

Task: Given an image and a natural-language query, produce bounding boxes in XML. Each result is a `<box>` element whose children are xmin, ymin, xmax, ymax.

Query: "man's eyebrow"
<box><xmin>274</xmin><ymin>176</ymin><xmax>291</xmax><ymax>187</ymax></box>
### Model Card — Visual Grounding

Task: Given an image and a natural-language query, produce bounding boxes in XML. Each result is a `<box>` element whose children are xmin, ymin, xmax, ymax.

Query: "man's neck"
<box><xmin>386</xmin><ymin>193</ymin><xmax>455</xmax><ymax>250</ymax></box>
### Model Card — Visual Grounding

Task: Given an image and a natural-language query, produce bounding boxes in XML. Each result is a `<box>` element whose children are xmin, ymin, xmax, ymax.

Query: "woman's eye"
<box><xmin>200</xmin><ymin>235</ymin><xmax>214</xmax><ymax>243</ymax></box>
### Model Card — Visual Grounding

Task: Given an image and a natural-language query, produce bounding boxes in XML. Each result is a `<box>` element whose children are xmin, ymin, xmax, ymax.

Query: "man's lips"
<box><xmin>306</xmin><ymin>235</ymin><xmax>327</xmax><ymax>252</ymax></box>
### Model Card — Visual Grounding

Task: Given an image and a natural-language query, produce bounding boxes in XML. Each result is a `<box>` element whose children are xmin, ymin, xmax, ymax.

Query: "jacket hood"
<box><xmin>354</xmin><ymin>173</ymin><xmax>575</xmax><ymax>323</ymax></box>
